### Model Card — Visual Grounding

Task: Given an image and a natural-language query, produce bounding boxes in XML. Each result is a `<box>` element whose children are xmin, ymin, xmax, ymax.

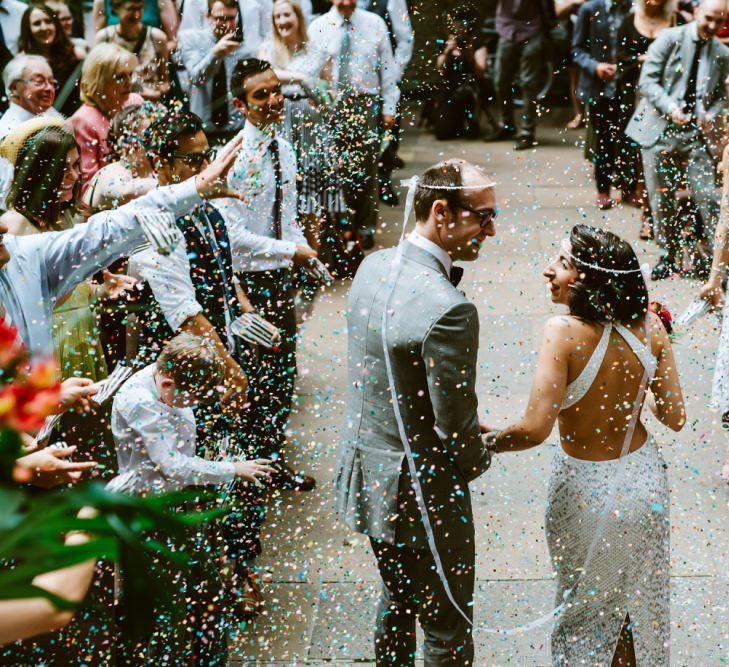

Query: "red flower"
<box><xmin>650</xmin><ymin>301</ymin><xmax>673</xmax><ymax>334</ymax></box>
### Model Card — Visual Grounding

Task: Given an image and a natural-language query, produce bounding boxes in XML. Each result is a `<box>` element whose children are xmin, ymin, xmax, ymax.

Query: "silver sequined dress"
<box><xmin>546</xmin><ymin>321</ymin><xmax>670</xmax><ymax>666</ymax></box>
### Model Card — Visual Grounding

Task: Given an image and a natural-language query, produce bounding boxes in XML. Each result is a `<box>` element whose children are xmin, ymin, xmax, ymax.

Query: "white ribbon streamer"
<box><xmin>376</xmin><ymin>177</ymin><xmax>655</xmax><ymax>635</ymax></box>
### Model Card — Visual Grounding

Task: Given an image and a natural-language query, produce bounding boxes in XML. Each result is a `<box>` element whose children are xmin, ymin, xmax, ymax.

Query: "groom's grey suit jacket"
<box><xmin>335</xmin><ymin>240</ymin><xmax>491</xmax><ymax>551</ymax></box>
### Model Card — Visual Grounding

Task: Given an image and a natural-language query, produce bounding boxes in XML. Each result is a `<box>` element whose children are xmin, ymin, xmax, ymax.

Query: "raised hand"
<box><xmin>17</xmin><ymin>445</ymin><xmax>97</xmax><ymax>488</ymax></box>
<box><xmin>234</xmin><ymin>458</ymin><xmax>275</xmax><ymax>484</ymax></box>
<box><xmin>195</xmin><ymin>135</ymin><xmax>245</xmax><ymax>200</ymax></box>
<box><xmin>58</xmin><ymin>378</ymin><xmax>99</xmax><ymax>414</ymax></box>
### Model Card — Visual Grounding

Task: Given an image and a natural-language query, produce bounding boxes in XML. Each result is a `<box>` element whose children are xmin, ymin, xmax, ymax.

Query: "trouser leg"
<box><xmin>370</xmin><ymin>538</ymin><xmax>475</xmax><ymax>667</ymax></box>
<box><xmin>686</xmin><ymin>140</ymin><xmax>720</xmax><ymax>249</ymax></box>
<box><xmin>517</xmin><ymin>34</ymin><xmax>545</xmax><ymax>138</ymax></box>
<box><xmin>370</xmin><ymin>538</ymin><xmax>419</xmax><ymax>666</ymax></box>
<box><xmin>333</xmin><ymin>95</ymin><xmax>381</xmax><ymax>234</ymax></box>
<box><xmin>239</xmin><ymin>268</ymin><xmax>297</xmax><ymax>440</ymax></box>
<box><xmin>496</xmin><ymin>38</ymin><xmax>521</xmax><ymax>131</ymax></box>
<box><xmin>591</xmin><ymin>97</ymin><xmax>619</xmax><ymax>194</ymax></box>
<box><xmin>642</xmin><ymin>140</ymin><xmax>681</xmax><ymax>260</ymax></box>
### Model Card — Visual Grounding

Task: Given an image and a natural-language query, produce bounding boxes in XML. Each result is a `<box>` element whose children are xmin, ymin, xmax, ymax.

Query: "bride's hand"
<box><xmin>480</xmin><ymin>421</ymin><xmax>498</xmax><ymax>434</ymax></box>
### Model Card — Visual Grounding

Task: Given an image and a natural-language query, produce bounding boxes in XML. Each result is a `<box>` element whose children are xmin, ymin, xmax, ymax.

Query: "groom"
<box><xmin>335</xmin><ymin>160</ymin><xmax>497</xmax><ymax>665</ymax></box>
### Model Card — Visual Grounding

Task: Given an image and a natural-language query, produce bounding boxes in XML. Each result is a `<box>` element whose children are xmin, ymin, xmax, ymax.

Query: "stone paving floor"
<box><xmin>228</xmin><ymin>113</ymin><xmax>729</xmax><ymax>666</ymax></box>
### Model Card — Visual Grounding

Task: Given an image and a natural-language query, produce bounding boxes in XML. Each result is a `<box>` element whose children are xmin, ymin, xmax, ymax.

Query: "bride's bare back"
<box><xmin>494</xmin><ymin>311</ymin><xmax>685</xmax><ymax>459</ymax></box>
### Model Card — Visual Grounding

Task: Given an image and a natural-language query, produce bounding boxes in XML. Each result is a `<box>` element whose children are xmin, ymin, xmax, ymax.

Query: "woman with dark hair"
<box><xmin>0</xmin><ymin>118</ymin><xmax>135</xmax><ymax>382</ymax></box>
<box><xmin>484</xmin><ymin>225</ymin><xmax>684</xmax><ymax>666</ymax></box>
<box><xmin>18</xmin><ymin>3</ymin><xmax>85</xmax><ymax>116</ymax></box>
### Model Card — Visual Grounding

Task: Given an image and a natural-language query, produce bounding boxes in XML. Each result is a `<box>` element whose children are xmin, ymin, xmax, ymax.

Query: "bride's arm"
<box><xmin>648</xmin><ymin>312</ymin><xmax>685</xmax><ymax>432</ymax></box>
<box><xmin>491</xmin><ymin>317</ymin><xmax>571</xmax><ymax>453</ymax></box>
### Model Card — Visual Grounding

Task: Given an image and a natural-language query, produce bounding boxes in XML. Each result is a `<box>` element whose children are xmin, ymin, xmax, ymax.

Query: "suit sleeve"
<box><xmin>706</xmin><ymin>51</ymin><xmax>729</xmax><ymax>119</ymax></box>
<box><xmin>638</xmin><ymin>29</ymin><xmax>680</xmax><ymax>116</ymax></box>
<box><xmin>421</xmin><ymin>302</ymin><xmax>490</xmax><ymax>482</ymax></box>
<box><xmin>571</xmin><ymin>4</ymin><xmax>598</xmax><ymax>76</ymax></box>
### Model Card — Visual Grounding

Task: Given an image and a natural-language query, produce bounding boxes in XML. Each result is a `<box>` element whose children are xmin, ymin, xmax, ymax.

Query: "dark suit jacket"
<box><xmin>572</xmin><ymin>0</ymin><xmax>628</xmax><ymax>102</ymax></box>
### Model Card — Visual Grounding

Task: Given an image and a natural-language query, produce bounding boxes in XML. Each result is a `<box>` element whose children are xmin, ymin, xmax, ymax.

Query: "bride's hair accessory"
<box><xmin>560</xmin><ymin>238</ymin><xmax>646</xmax><ymax>276</ymax></box>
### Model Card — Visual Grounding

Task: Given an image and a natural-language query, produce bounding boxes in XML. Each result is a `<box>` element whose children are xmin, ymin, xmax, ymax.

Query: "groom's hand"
<box><xmin>480</xmin><ymin>422</ymin><xmax>497</xmax><ymax>434</ymax></box>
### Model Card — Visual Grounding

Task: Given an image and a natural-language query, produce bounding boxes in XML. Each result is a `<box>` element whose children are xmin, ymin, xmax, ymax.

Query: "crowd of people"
<box><xmin>0</xmin><ymin>0</ymin><xmax>728</xmax><ymax>664</ymax></box>
<box><xmin>0</xmin><ymin>0</ymin><xmax>412</xmax><ymax>662</ymax></box>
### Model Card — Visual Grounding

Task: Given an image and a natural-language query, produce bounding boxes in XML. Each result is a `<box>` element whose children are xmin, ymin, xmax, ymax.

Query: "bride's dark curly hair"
<box><xmin>567</xmin><ymin>225</ymin><xmax>649</xmax><ymax>324</ymax></box>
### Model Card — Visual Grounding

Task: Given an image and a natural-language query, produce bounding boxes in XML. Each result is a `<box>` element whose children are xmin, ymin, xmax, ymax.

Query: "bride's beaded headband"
<box><xmin>560</xmin><ymin>238</ymin><xmax>644</xmax><ymax>275</ymax></box>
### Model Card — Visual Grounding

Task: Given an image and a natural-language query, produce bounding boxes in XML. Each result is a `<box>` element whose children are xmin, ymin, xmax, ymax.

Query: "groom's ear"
<box><xmin>433</xmin><ymin>198</ymin><xmax>449</xmax><ymax>221</ymax></box>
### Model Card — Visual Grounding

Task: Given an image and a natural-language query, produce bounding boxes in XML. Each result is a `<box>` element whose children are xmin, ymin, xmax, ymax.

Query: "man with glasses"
<box><xmin>179</xmin><ymin>0</ymin><xmax>260</xmax><ymax>143</ymax></box>
<box><xmin>0</xmin><ymin>55</ymin><xmax>62</xmax><ymax>139</ymax></box>
<box><xmin>336</xmin><ymin>159</ymin><xmax>497</xmax><ymax>666</ymax></box>
<box><xmin>132</xmin><ymin>108</ymin><xmax>278</xmax><ymax>620</ymax></box>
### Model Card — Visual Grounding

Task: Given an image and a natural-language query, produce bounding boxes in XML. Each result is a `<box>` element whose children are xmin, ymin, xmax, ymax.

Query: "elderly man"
<box><xmin>0</xmin><ymin>55</ymin><xmax>63</xmax><ymax>139</ymax></box>
<box><xmin>627</xmin><ymin>0</ymin><xmax>729</xmax><ymax>280</ymax></box>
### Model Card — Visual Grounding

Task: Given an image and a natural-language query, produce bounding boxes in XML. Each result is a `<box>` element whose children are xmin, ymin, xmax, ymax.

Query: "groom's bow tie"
<box><xmin>449</xmin><ymin>266</ymin><xmax>464</xmax><ymax>287</ymax></box>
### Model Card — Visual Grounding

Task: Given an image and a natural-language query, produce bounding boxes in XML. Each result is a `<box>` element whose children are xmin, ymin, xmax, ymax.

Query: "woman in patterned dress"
<box><xmin>485</xmin><ymin>225</ymin><xmax>685</xmax><ymax>666</ymax></box>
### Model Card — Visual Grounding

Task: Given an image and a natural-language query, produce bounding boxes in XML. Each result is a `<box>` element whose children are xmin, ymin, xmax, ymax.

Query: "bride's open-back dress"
<box><xmin>546</xmin><ymin>321</ymin><xmax>670</xmax><ymax>666</ymax></box>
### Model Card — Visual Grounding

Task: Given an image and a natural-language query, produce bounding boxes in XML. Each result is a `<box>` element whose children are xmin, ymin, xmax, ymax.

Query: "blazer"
<box><xmin>572</xmin><ymin>0</ymin><xmax>628</xmax><ymax>103</ymax></box>
<box><xmin>626</xmin><ymin>23</ymin><xmax>729</xmax><ymax>148</ymax></box>
<box><xmin>335</xmin><ymin>241</ymin><xmax>491</xmax><ymax>550</ymax></box>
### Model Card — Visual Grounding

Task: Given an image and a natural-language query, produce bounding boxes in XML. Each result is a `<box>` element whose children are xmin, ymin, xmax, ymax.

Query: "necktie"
<box><xmin>269</xmin><ymin>138</ymin><xmax>282</xmax><ymax>240</ymax></box>
<box><xmin>338</xmin><ymin>19</ymin><xmax>352</xmax><ymax>91</ymax></box>
<box><xmin>449</xmin><ymin>266</ymin><xmax>463</xmax><ymax>287</ymax></box>
<box><xmin>683</xmin><ymin>40</ymin><xmax>702</xmax><ymax>117</ymax></box>
<box><xmin>211</xmin><ymin>61</ymin><xmax>229</xmax><ymax>128</ymax></box>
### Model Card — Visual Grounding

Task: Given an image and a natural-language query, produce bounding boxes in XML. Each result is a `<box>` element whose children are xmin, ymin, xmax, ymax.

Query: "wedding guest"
<box><xmin>108</xmin><ymin>331</ymin><xmax>273</xmax><ymax>665</ymax></box>
<box><xmin>492</xmin><ymin>0</ymin><xmax>555</xmax><ymax>150</ymax></box>
<box><xmin>82</xmin><ymin>102</ymin><xmax>161</xmax><ymax>213</ymax></box>
<box><xmin>45</xmin><ymin>0</ymin><xmax>90</xmax><ymax>55</ymax></box>
<box><xmin>259</xmin><ymin>0</ymin><xmax>345</xmax><ymax>249</ymax></box>
<box><xmin>0</xmin><ymin>0</ymin><xmax>30</xmax><ymax>57</ymax></box>
<box><xmin>309</xmin><ymin>0</ymin><xmax>400</xmax><ymax>250</ymax></box>
<box><xmin>70</xmin><ymin>42</ymin><xmax>144</xmax><ymax>187</ymax></box>
<box><xmin>19</xmin><ymin>3</ymin><xmax>85</xmax><ymax>116</ymax></box>
<box><xmin>223</xmin><ymin>57</ymin><xmax>316</xmax><ymax>489</ymax></box>
<box><xmin>179</xmin><ymin>0</ymin><xmax>259</xmax><ymax>142</ymax></box>
<box><xmin>626</xmin><ymin>0</ymin><xmax>729</xmax><ymax>280</ymax></box>
<box><xmin>93</xmin><ymin>0</ymin><xmax>179</xmax><ymax>44</ymax></box>
<box><xmin>616</xmin><ymin>0</ymin><xmax>679</xmax><ymax>239</ymax></box>
<box><xmin>178</xmin><ymin>0</ymin><xmax>264</xmax><ymax>38</ymax></box>
<box><xmin>356</xmin><ymin>0</ymin><xmax>413</xmax><ymax>206</ymax></box>
<box><xmin>698</xmin><ymin>147</ymin><xmax>729</xmax><ymax>473</ymax></box>
<box><xmin>572</xmin><ymin>0</ymin><xmax>631</xmax><ymax>210</ymax></box>
<box><xmin>556</xmin><ymin>0</ymin><xmax>587</xmax><ymax>130</ymax></box>
<box><xmin>94</xmin><ymin>0</ymin><xmax>170</xmax><ymax>101</ymax></box>
<box><xmin>0</xmin><ymin>56</ymin><xmax>63</xmax><ymax>139</ymax></box>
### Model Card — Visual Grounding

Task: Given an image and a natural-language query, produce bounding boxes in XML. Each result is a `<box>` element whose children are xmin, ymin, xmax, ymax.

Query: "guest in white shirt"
<box><xmin>179</xmin><ymin>0</ymin><xmax>263</xmax><ymax>40</ymax></box>
<box><xmin>308</xmin><ymin>0</ymin><xmax>400</xmax><ymax>248</ymax></box>
<box><xmin>0</xmin><ymin>0</ymin><xmax>29</xmax><ymax>55</ymax></box>
<box><xmin>108</xmin><ymin>332</ymin><xmax>273</xmax><ymax>665</ymax></box>
<box><xmin>221</xmin><ymin>58</ymin><xmax>316</xmax><ymax>484</ymax></box>
<box><xmin>178</xmin><ymin>0</ymin><xmax>260</xmax><ymax>141</ymax></box>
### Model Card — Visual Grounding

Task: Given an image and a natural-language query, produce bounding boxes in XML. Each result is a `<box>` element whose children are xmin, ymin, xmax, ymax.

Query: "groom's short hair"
<box><xmin>414</xmin><ymin>160</ymin><xmax>467</xmax><ymax>221</ymax></box>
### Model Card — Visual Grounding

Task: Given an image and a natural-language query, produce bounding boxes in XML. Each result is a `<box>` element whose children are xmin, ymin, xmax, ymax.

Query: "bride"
<box><xmin>485</xmin><ymin>225</ymin><xmax>684</xmax><ymax>666</ymax></box>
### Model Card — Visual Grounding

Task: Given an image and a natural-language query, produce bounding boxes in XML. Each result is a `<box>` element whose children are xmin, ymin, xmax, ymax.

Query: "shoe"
<box><xmin>566</xmin><ymin>114</ymin><xmax>584</xmax><ymax>130</ymax></box>
<box><xmin>271</xmin><ymin>462</ymin><xmax>316</xmax><ymax>491</ymax></box>
<box><xmin>379</xmin><ymin>181</ymin><xmax>400</xmax><ymax>207</ymax></box>
<box><xmin>514</xmin><ymin>135</ymin><xmax>537</xmax><ymax>151</ymax></box>
<box><xmin>639</xmin><ymin>213</ymin><xmax>653</xmax><ymax>240</ymax></box>
<box><xmin>650</xmin><ymin>257</ymin><xmax>679</xmax><ymax>281</ymax></box>
<box><xmin>621</xmin><ymin>191</ymin><xmax>643</xmax><ymax>209</ymax></box>
<box><xmin>359</xmin><ymin>229</ymin><xmax>375</xmax><ymax>251</ymax></box>
<box><xmin>486</xmin><ymin>125</ymin><xmax>516</xmax><ymax>141</ymax></box>
<box><xmin>596</xmin><ymin>193</ymin><xmax>614</xmax><ymax>210</ymax></box>
<box><xmin>228</xmin><ymin>568</ymin><xmax>263</xmax><ymax>622</ymax></box>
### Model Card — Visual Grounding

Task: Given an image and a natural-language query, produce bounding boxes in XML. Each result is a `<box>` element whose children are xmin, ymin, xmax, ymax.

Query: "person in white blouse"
<box><xmin>108</xmin><ymin>332</ymin><xmax>273</xmax><ymax>665</ymax></box>
<box><xmin>221</xmin><ymin>57</ymin><xmax>316</xmax><ymax>488</ymax></box>
<box><xmin>0</xmin><ymin>0</ymin><xmax>29</xmax><ymax>55</ymax></box>
<box><xmin>308</xmin><ymin>0</ymin><xmax>400</xmax><ymax>249</ymax></box>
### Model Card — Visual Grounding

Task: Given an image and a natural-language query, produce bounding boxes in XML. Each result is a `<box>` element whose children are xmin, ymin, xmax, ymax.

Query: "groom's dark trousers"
<box><xmin>370</xmin><ymin>537</ymin><xmax>475</xmax><ymax>666</ymax></box>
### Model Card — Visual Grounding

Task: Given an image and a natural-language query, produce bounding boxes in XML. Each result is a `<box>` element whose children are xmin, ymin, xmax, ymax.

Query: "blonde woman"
<box><xmin>69</xmin><ymin>42</ymin><xmax>144</xmax><ymax>187</ymax></box>
<box><xmin>258</xmin><ymin>0</ymin><xmax>344</xmax><ymax>249</ymax></box>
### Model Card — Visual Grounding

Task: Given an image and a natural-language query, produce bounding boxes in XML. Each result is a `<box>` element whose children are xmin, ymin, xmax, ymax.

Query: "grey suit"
<box><xmin>335</xmin><ymin>240</ymin><xmax>491</xmax><ymax>666</ymax></box>
<box><xmin>626</xmin><ymin>23</ymin><xmax>729</xmax><ymax>261</ymax></box>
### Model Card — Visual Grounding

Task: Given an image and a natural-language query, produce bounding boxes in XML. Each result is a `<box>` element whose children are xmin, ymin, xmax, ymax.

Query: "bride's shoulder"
<box><xmin>542</xmin><ymin>315</ymin><xmax>594</xmax><ymax>349</ymax></box>
<box><xmin>544</xmin><ymin>314</ymin><xmax>586</xmax><ymax>333</ymax></box>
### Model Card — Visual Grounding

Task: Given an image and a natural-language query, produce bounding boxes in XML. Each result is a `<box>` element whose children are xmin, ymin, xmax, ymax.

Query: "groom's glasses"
<box><xmin>458</xmin><ymin>204</ymin><xmax>498</xmax><ymax>228</ymax></box>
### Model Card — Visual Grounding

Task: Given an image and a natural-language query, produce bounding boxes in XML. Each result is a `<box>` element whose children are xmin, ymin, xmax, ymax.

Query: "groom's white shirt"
<box><xmin>407</xmin><ymin>230</ymin><xmax>453</xmax><ymax>274</ymax></box>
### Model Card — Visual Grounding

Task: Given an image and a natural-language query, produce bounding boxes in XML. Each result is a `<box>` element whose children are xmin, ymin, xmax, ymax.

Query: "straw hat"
<box><xmin>0</xmin><ymin>116</ymin><xmax>66</xmax><ymax>167</ymax></box>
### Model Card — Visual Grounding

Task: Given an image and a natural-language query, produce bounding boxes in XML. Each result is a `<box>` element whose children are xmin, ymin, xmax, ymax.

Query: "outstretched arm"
<box><xmin>491</xmin><ymin>317</ymin><xmax>570</xmax><ymax>452</ymax></box>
